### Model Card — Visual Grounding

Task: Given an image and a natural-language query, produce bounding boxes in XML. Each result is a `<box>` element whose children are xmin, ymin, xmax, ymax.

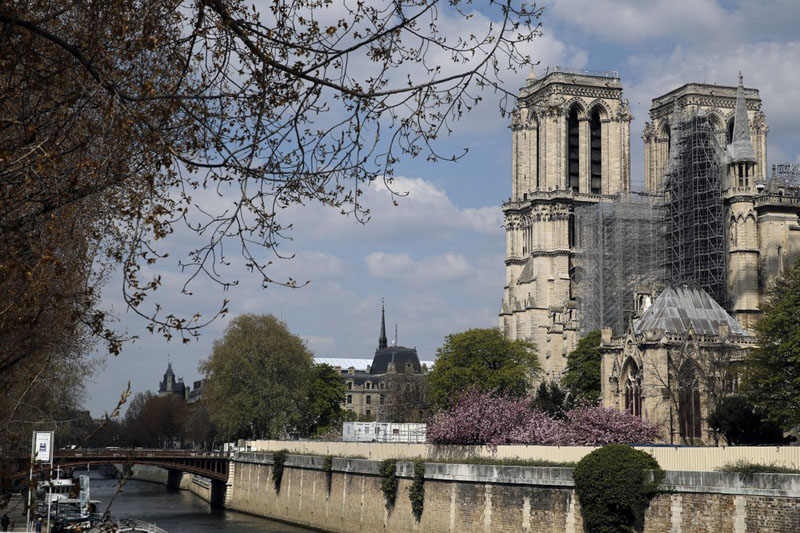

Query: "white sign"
<box><xmin>33</xmin><ymin>431</ymin><xmax>53</xmax><ymax>463</ymax></box>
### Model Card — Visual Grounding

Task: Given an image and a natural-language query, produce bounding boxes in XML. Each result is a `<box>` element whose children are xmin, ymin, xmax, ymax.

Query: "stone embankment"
<box><xmin>226</xmin><ymin>451</ymin><xmax>800</xmax><ymax>533</ymax></box>
<box><xmin>123</xmin><ymin>464</ymin><xmax>213</xmax><ymax>503</ymax></box>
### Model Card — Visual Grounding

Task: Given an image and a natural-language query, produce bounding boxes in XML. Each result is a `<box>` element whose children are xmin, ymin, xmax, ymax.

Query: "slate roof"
<box><xmin>370</xmin><ymin>346</ymin><xmax>422</xmax><ymax>375</ymax></box>
<box><xmin>315</xmin><ymin>356</ymin><xmax>434</xmax><ymax>373</ymax></box>
<box><xmin>632</xmin><ymin>286</ymin><xmax>747</xmax><ymax>337</ymax></box>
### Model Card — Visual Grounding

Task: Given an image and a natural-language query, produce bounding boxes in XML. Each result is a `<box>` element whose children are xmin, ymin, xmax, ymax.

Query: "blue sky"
<box><xmin>85</xmin><ymin>0</ymin><xmax>800</xmax><ymax>416</ymax></box>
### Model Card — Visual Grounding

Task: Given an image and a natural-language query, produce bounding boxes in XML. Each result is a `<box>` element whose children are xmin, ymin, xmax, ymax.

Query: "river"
<box><xmin>77</xmin><ymin>471</ymin><xmax>313</xmax><ymax>532</ymax></box>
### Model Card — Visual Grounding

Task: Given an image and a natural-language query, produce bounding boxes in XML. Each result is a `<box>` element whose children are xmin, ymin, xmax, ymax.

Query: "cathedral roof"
<box><xmin>632</xmin><ymin>286</ymin><xmax>747</xmax><ymax>337</ymax></box>
<box><xmin>727</xmin><ymin>73</ymin><xmax>757</xmax><ymax>163</ymax></box>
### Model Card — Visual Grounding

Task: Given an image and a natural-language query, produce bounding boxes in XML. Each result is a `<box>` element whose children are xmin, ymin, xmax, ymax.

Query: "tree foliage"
<box><xmin>532</xmin><ymin>381</ymin><xmax>569</xmax><ymax>419</ymax></box>
<box><xmin>426</xmin><ymin>390</ymin><xmax>660</xmax><ymax>448</ymax></box>
<box><xmin>427</xmin><ymin>328</ymin><xmax>541</xmax><ymax>409</ymax></box>
<box><xmin>201</xmin><ymin>314</ymin><xmax>313</xmax><ymax>439</ymax></box>
<box><xmin>561</xmin><ymin>330</ymin><xmax>602</xmax><ymax>404</ymax></box>
<box><xmin>742</xmin><ymin>258</ymin><xmax>800</xmax><ymax>429</ymax></box>
<box><xmin>573</xmin><ymin>445</ymin><xmax>663</xmax><ymax>533</ymax></box>
<box><xmin>297</xmin><ymin>363</ymin><xmax>346</xmax><ymax>437</ymax></box>
<box><xmin>708</xmin><ymin>395</ymin><xmax>791</xmax><ymax>445</ymax></box>
<box><xmin>122</xmin><ymin>391</ymin><xmax>189</xmax><ymax>448</ymax></box>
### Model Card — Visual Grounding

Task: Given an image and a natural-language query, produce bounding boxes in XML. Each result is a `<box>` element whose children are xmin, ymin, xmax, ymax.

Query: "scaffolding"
<box><xmin>661</xmin><ymin>111</ymin><xmax>727</xmax><ymax>307</ymax></box>
<box><xmin>574</xmin><ymin>195</ymin><xmax>664</xmax><ymax>335</ymax></box>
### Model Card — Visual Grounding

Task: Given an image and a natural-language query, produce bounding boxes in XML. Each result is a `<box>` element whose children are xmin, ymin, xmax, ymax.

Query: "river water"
<box><xmin>79</xmin><ymin>471</ymin><xmax>313</xmax><ymax>532</ymax></box>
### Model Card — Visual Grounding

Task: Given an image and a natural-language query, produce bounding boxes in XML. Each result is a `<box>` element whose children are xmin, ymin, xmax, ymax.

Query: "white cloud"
<box><xmin>543</xmin><ymin>0</ymin><xmax>728</xmax><ymax>46</ymax></box>
<box><xmin>365</xmin><ymin>252</ymin><xmax>476</xmax><ymax>283</ymax></box>
<box><xmin>285</xmin><ymin>176</ymin><xmax>504</xmax><ymax>245</ymax></box>
<box><xmin>302</xmin><ymin>335</ymin><xmax>336</xmax><ymax>354</ymax></box>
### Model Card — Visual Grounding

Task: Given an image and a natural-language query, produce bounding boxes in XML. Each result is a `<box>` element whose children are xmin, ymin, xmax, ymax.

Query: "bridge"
<box><xmin>4</xmin><ymin>449</ymin><xmax>231</xmax><ymax>507</ymax></box>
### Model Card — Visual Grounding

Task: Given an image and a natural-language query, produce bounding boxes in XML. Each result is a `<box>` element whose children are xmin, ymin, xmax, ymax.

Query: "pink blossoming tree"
<box><xmin>427</xmin><ymin>390</ymin><xmax>660</xmax><ymax>447</ymax></box>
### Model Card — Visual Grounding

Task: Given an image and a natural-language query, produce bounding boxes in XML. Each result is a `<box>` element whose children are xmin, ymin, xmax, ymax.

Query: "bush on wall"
<box><xmin>573</xmin><ymin>444</ymin><xmax>664</xmax><ymax>532</ymax></box>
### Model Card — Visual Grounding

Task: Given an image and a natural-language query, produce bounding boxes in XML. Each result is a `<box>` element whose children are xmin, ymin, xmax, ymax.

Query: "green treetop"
<box><xmin>561</xmin><ymin>330</ymin><xmax>603</xmax><ymax>404</ymax></box>
<box><xmin>297</xmin><ymin>363</ymin><xmax>347</xmax><ymax>437</ymax></box>
<box><xmin>201</xmin><ymin>314</ymin><xmax>313</xmax><ymax>440</ymax></box>
<box><xmin>427</xmin><ymin>328</ymin><xmax>540</xmax><ymax>410</ymax></box>
<box><xmin>742</xmin><ymin>257</ymin><xmax>800</xmax><ymax>429</ymax></box>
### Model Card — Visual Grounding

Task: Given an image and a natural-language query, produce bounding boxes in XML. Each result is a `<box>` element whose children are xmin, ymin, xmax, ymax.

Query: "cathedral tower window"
<box><xmin>726</xmin><ymin>118</ymin><xmax>735</xmax><ymax>145</ymax></box>
<box><xmin>678</xmin><ymin>361</ymin><xmax>702</xmax><ymax>441</ymax></box>
<box><xmin>590</xmin><ymin>109</ymin><xmax>602</xmax><ymax>193</ymax></box>
<box><xmin>567</xmin><ymin>107</ymin><xmax>580</xmax><ymax>192</ymax></box>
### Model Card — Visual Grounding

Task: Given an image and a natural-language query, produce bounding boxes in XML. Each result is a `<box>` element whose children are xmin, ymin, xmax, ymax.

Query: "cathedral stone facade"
<box><xmin>500</xmin><ymin>68</ymin><xmax>632</xmax><ymax>381</ymax></box>
<box><xmin>500</xmin><ymin>67</ymin><xmax>800</xmax><ymax>400</ymax></box>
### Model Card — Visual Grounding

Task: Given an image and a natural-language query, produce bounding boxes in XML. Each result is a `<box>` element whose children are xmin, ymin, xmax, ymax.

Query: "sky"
<box><xmin>84</xmin><ymin>0</ymin><xmax>800</xmax><ymax>417</ymax></box>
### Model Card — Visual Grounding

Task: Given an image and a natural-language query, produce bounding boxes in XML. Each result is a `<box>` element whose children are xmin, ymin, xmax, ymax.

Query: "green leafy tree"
<box><xmin>532</xmin><ymin>381</ymin><xmax>569</xmax><ymax>419</ymax></box>
<box><xmin>298</xmin><ymin>364</ymin><xmax>346</xmax><ymax>437</ymax></box>
<box><xmin>708</xmin><ymin>395</ymin><xmax>791</xmax><ymax>445</ymax></box>
<box><xmin>201</xmin><ymin>314</ymin><xmax>313</xmax><ymax>440</ymax></box>
<box><xmin>427</xmin><ymin>328</ymin><xmax>540</xmax><ymax>410</ymax></box>
<box><xmin>742</xmin><ymin>258</ymin><xmax>800</xmax><ymax>428</ymax></box>
<box><xmin>561</xmin><ymin>330</ymin><xmax>602</xmax><ymax>404</ymax></box>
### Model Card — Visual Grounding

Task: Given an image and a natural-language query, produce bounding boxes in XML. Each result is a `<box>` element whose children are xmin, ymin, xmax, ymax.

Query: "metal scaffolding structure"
<box><xmin>661</xmin><ymin>112</ymin><xmax>727</xmax><ymax>307</ymax></box>
<box><xmin>574</xmin><ymin>195</ymin><xmax>664</xmax><ymax>335</ymax></box>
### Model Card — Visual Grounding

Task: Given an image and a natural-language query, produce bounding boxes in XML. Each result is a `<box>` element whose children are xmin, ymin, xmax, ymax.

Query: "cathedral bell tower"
<box><xmin>724</xmin><ymin>74</ymin><xmax>761</xmax><ymax>330</ymax></box>
<box><xmin>500</xmin><ymin>67</ymin><xmax>631</xmax><ymax>381</ymax></box>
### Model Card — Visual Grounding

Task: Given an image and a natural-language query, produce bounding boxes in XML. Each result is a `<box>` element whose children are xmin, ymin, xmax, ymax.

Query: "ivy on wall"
<box><xmin>380</xmin><ymin>459</ymin><xmax>398</xmax><ymax>510</ymax></box>
<box><xmin>271</xmin><ymin>449</ymin><xmax>289</xmax><ymax>493</ymax></box>
<box><xmin>323</xmin><ymin>455</ymin><xmax>333</xmax><ymax>498</ymax></box>
<box><xmin>409</xmin><ymin>460</ymin><xmax>425</xmax><ymax>522</ymax></box>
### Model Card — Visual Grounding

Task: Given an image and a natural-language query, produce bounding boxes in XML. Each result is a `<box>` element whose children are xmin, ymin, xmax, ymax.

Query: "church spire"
<box><xmin>378</xmin><ymin>299</ymin><xmax>388</xmax><ymax>350</ymax></box>
<box><xmin>729</xmin><ymin>72</ymin><xmax>757</xmax><ymax>163</ymax></box>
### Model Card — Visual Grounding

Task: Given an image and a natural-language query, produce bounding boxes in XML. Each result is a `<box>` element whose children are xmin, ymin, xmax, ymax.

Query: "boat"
<box><xmin>37</xmin><ymin>467</ymin><xmax>76</xmax><ymax>505</ymax></box>
<box><xmin>36</xmin><ymin>473</ymin><xmax>166</xmax><ymax>532</ymax></box>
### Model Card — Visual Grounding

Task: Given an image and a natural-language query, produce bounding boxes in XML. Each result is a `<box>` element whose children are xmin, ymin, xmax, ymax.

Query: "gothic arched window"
<box><xmin>678</xmin><ymin>361</ymin><xmax>703</xmax><ymax>441</ymax></box>
<box><xmin>590</xmin><ymin>109</ymin><xmax>602</xmax><ymax>193</ymax></box>
<box><xmin>623</xmin><ymin>360</ymin><xmax>642</xmax><ymax>417</ymax></box>
<box><xmin>567</xmin><ymin>107</ymin><xmax>580</xmax><ymax>192</ymax></box>
<box><xmin>726</xmin><ymin>118</ymin><xmax>735</xmax><ymax>145</ymax></box>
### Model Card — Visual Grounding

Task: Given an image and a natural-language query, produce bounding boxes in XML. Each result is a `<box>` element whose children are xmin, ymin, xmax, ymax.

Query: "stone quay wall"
<box><xmin>123</xmin><ymin>464</ymin><xmax>213</xmax><ymax>503</ymax></box>
<box><xmin>227</xmin><ymin>452</ymin><xmax>800</xmax><ymax>533</ymax></box>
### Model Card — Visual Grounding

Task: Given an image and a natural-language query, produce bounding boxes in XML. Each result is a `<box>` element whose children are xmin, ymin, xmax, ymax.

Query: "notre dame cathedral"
<box><xmin>498</xmin><ymin>68</ymin><xmax>800</xmax><ymax>442</ymax></box>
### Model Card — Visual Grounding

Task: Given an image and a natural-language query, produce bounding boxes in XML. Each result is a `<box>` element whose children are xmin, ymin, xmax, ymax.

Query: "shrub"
<box><xmin>380</xmin><ymin>459</ymin><xmax>398</xmax><ymax>510</ymax></box>
<box><xmin>409</xmin><ymin>459</ymin><xmax>425</xmax><ymax>522</ymax></box>
<box><xmin>271</xmin><ymin>449</ymin><xmax>288</xmax><ymax>493</ymax></box>
<box><xmin>573</xmin><ymin>444</ymin><xmax>664</xmax><ymax>532</ymax></box>
<box><xmin>717</xmin><ymin>460</ymin><xmax>800</xmax><ymax>475</ymax></box>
